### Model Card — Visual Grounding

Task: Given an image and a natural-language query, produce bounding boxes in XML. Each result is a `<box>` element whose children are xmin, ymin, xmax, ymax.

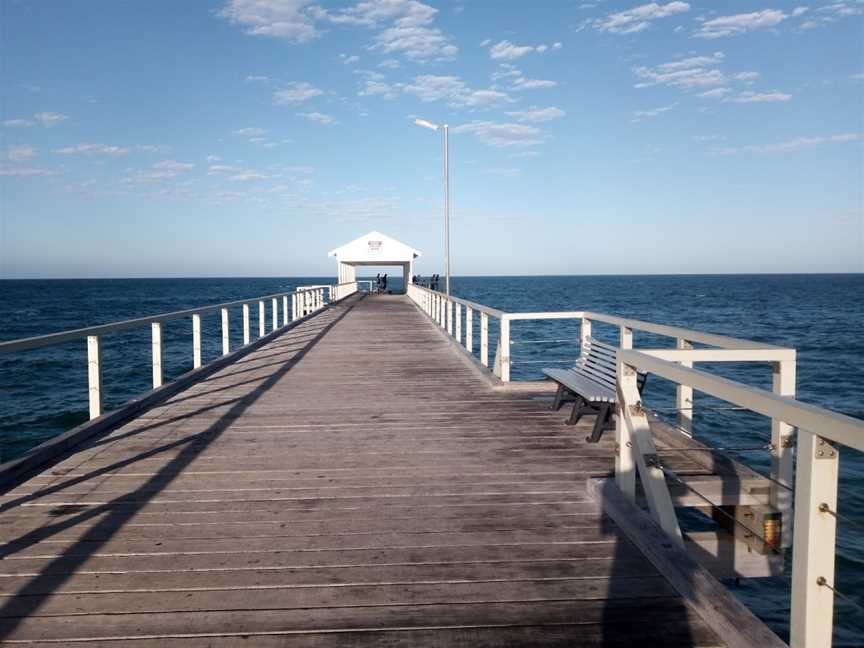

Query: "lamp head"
<box><xmin>414</xmin><ymin>118</ymin><xmax>440</xmax><ymax>131</ymax></box>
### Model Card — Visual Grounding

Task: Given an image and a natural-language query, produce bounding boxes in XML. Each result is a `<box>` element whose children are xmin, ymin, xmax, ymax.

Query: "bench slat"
<box><xmin>574</xmin><ymin>362</ymin><xmax>617</xmax><ymax>388</ymax></box>
<box><xmin>542</xmin><ymin>369</ymin><xmax>617</xmax><ymax>402</ymax></box>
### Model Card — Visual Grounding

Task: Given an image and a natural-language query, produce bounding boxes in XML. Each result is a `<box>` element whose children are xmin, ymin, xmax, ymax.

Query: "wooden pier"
<box><xmin>0</xmin><ymin>294</ymin><xmax>785</xmax><ymax>646</ymax></box>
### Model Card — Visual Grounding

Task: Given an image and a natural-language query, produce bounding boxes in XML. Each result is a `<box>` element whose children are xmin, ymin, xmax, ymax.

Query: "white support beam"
<box><xmin>258</xmin><ymin>300</ymin><xmax>265</xmax><ymax>337</ymax></box>
<box><xmin>465</xmin><ymin>306</ymin><xmax>473</xmax><ymax>353</ymax></box>
<box><xmin>221</xmin><ymin>308</ymin><xmax>230</xmax><ymax>356</ymax></box>
<box><xmin>151</xmin><ymin>322</ymin><xmax>163</xmax><ymax>389</ymax></box>
<box><xmin>772</xmin><ymin>357</ymin><xmax>796</xmax><ymax>549</ymax></box>
<box><xmin>242</xmin><ymin>304</ymin><xmax>250</xmax><ymax>345</ymax></box>
<box><xmin>87</xmin><ymin>335</ymin><xmax>102</xmax><ymax>420</ymax></box>
<box><xmin>192</xmin><ymin>313</ymin><xmax>202</xmax><ymax>369</ymax></box>
<box><xmin>580</xmin><ymin>317</ymin><xmax>592</xmax><ymax>349</ymax></box>
<box><xmin>616</xmin><ymin>326</ymin><xmax>635</xmax><ymax>500</ymax></box>
<box><xmin>282</xmin><ymin>296</ymin><xmax>289</xmax><ymax>327</ymax></box>
<box><xmin>455</xmin><ymin>303</ymin><xmax>462</xmax><ymax>343</ymax></box>
<box><xmin>790</xmin><ymin>430</ymin><xmax>838</xmax><ymax>648</ymax></box>
<box><xmin>272</xmin><ymin>298</ymin><xmax>278</xmax><ymax>331</ymax></box>
<box><xmin>151</xmin><ymin>322</ymin><xmax>163</xmax><ymax>388</ymax></box>
<box><xmin>446</xmin><ymin>300</ymin><xmax>453</xmax><ymax>335</ymax></box>
<box><xmin>499</xmin><ymin>317</ymin><xmax>511</xmax><ymax>382</ymax></box>
<box><xmin>676</xmin><ymin>339</ymin><xmax>694</xmax><ymax>437</ymax></box>
<box><xmin>480</xmin><ymin>313</ymin><xmax>489</xmax><ymax>367</ymax></box>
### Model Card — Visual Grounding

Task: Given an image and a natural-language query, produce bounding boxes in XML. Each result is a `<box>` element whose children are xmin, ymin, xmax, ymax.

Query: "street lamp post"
<box><xmin>415</xmin><ymin>118</ymin><xmax>451</xmax><ymax>295</ymax></box>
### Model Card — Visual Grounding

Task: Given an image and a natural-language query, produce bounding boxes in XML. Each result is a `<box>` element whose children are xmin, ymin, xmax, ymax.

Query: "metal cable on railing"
<box><xmin>817</xmin><ymin>578</ymin><xmax>864</xmax><ymax>615</ymax></box>
<box><xmin>658</xmin><ymin>444</ymin><xmax>774</xmax><ymax>453</ymax></box>
<box><xmin>819</xmin><ymin>503</ymin><xmax>864</xmax><ymax>531</ymax></box>
<box><xmin>510</xmin><ymin>338</ymin><xmax>578</xmax><ymax>345</ymax></box>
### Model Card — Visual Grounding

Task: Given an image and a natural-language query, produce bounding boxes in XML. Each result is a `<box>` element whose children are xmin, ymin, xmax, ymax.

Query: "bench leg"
<box><xmin>551</xmin><ymin>384</ymin><xmax>566</xmax><ymax>411</ymax></box>
<box><xmin>567</xmin><ymin>397</ymin><xmax>586</xmax><ymax>425</ymax></box>
<box><xmin>586</xmin><ymin>403</ymin><xmax>611</xmax><ymax>443</ymax></box>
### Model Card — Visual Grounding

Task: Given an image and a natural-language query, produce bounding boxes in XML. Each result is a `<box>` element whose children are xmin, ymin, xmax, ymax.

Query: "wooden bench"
<box><xmin>543</xmin><ymin>336</ymin><xmax>647</xmax><ymax>443</ymax></box>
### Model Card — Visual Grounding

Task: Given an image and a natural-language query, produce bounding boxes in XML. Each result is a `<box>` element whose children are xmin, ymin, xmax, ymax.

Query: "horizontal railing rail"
<box><xmin>404</xmin><ymin>283</ymin><xmax>859</xmax><ymax>647</ymax></box>
<box><xmin>0</xmin><ymin>282</ymin><xmax>359</xmax><ymax>421</ymax></box>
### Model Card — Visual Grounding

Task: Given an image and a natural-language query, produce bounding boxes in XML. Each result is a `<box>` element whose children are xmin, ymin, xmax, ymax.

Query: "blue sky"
<box><xmin>1</xmin><ymin>0</ymin><xmax>862</xmax><ymax>277</ymax></box>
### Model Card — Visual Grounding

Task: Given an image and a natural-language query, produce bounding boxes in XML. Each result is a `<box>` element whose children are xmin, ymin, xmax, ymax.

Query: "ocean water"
<box><xmin>1</xmin><ymin>275</ymin><xmax>862</xmax><ymax>643</ymax></box>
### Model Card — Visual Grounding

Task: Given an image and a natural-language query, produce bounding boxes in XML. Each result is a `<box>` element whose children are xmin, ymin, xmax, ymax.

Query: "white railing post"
<box><xmin>192</xmin><ymin>313</ymin><xmax>202</xmax><ymax>369</ymax></box>
<box><xmin>455</xmin><ymin>303</ymin><xmax>462</xmax><ymax>343</ymax></box>
<box><xmin>446</xmin><ymin>300</ymin><xmax>453</xmax><ymax>335</ymax></box>
<box><xmin>87</xmin><ymin>335</ymin><xmax>102</xmax><ymax>419</ymax></box>
<box><xmin>242</xmin><ymin>304</ymin><xmax>250</xmax><ymax>345</ymax></box>
<box><xmin>272</xmin><ymin>298</ymin><xmax>278</xmax><ymax>330</ymax></box>
<box><xmin>772</xmin><ymin>357</ymin><xmax>796</xmax><ymax>548</ymax></box>
<box><xmin>258</xmin><ymin>300</ymin><xmax>265</xmax><ymax>337</ymax></box>
<box><xmin>790</xmin><ymin>430</ymin><xmax>838</xmax><ymax>648</ymax></box>
<box><xmin>221</xmin><ymin>308</ymin><xmax>230</xmax><ymax>355</ymax></box>
<box><xmin>580</xmin><ymin>316</ymin><xmax>592</xmax><ymax>349</ymax></box>
<box><xmin>291</xmin><ymin>294</ymin><xmax>297</xmax><ymax>321</ymax></box>
<box><xmin>676</xmin><ymin>338</ymin><xmax>694</xmax><ymax>437</ymax></box>
<box><xmin>282</xmin><ymin>296</ymin><xmax>289</xmax><ymax>326</ymax></box>
<box><xmin>151</xmin><ymin>322</ymin><xmax>163</xmax><ymax>389</ymax></box>
<box><xmin>616</xmin><ymin>326</ymin><xmax>635</xmax><ymax>499</ymax></box>
<box><xmin>480</xmin><ymin>313</ymin><xmax>489</xmax><ymax>367</ymax></box>
<box><xmin>500</xmin><ymin>316</ymin><xmax>511</xmax><ymax>382</ymax></box>
<box><xmin>466</xmin><ymin>306</ymin><xmax>473</xmax><ymax>352</ymax></box>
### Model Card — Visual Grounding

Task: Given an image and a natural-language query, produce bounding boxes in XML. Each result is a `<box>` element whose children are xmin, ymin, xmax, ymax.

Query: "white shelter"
<box><xmin>328</xmin><ymin>231</ymin><xmax>422</xmax><ymax>292</ymax></box>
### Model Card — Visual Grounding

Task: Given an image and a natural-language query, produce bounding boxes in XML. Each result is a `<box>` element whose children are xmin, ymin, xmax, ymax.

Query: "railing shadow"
<box><xmin>0</xmin><ymin>296</ymin><xmax>359</xmax><ymax>639</ymax></box>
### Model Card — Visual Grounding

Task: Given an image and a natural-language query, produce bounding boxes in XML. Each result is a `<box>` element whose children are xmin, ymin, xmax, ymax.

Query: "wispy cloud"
<box><xmin>487</xmin><ymin>40</ymin><xmax>562</xmax><ymax>60</ymax></box>
<box><xmin>153</xmin><ymin>160</ymin><xmax>195</xmax><ymax>172</ymax></box>
<box><xmin>33</xmin><ymin>112</ymin><xmax>69</xmax><ymax>127</ymax></box>
<box><xmin>404</xmin><ymin>75</ymin><xmax>512</xmax><ymax>107</ymax></box>
<box><xmin>3</xmin><ymin>119</ymin><xmax>34</xmax><ymax>128</ymax></box>
<box><xmin>597</xmin><ymin>2</ymin><xmax>690</xmax><ymax>34</ymax></box>
<box><xmin>218</xmin><ymin>0</ymin><xmax>320</xmax><ymax>43</ymax></box>
<box><xmin>725</xmin><ymin>90</ymin><xmax>791</xmax><ymax>103</ymax></box>
<box><xmin>298</xmin><ymin>111</ymin><xmax>337</xmax><ymax>125</ymax></box>
<box><xmin>694</xmin><ymin>9</ymin><xmax>787</xmax><ymax>39</ymax></box>
<box><xmin>356</xmin><ymin>70</ymin><xmax>401</xmax><ymax>100</ymax></box>
<box><xmin>234</xmin><ymin>127</ymin><xmax>268</xmax><ymax>136</ymax></box>
<box><xmin>452</xmin><ymin>121</ymin><xmax>546</xmax><ymax>148</ymax></box>
<box><xmin>273</xmin><ymin>81</ymin><xmax>323</xmax><ymax>105</ymax></box>
<box><xmin>53</xmin><ymin>143</ymin><xmax>131</xmax><ymax>156</ymax></box>
<box><xmin>633</xmin><ymin>52</ymin><xmax>726</xmax><ymax>89</ymax></box>
<box><xmin>0</xmin><ymin>166</ymin><xmax>56</xmax><ymax>177</ymax></box>
<box><xmin>5</xmin><ymin>145</ymin><xmax>37</xmax><ymax>161</ymax></box>
<box><xmin>4</xmin><ymin>112</ymin><xmax>69</xmax><ymax>128</ymax></box>
<box><xmin>313</xmin><ymin>0</ymin><xmax>458</xmax><ymax>62</ymax></box>
<box><xmin>715</xmin><ymin>133</ymin><xmax>863</xmax><ymax>154</ymax></box>
<box><xmin>506</xmin><ymin>106</ymin><xmax>566</xmax><ymax>123</ymax></box>
<box><xmin>339</xmin><ymin>53</ymin><xmax>359</xmax><ymax>64</ymax></box>
<box><xmin>632</xmin><ymin>102</ymin><xmax>677</xmax><ymax>122</ymax></box>
<box><xmin>512</xmin><ymin>78</ymin><xmax>557</xmax><ymax>90</ymax></box>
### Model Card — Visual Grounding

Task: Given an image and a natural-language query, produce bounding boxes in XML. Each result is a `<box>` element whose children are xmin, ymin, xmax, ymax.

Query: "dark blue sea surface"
<box><xmin>0</xmin><ymin>274</ymin><xmax>862</xmax><ymax>643</ymax></box>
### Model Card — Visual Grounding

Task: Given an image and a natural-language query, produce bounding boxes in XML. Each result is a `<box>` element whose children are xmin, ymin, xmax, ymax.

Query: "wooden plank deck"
<box><xmin>0</xmin><ymin>294</ymin><xmax>734</xmax><ymax>646</ymax></box>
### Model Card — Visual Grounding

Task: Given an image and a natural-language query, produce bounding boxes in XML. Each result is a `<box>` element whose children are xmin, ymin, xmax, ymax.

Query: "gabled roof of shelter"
<box><xmin>328</xmin><ymin>231</ymin><xmax>421</xmax><ymax>262</ymax></box>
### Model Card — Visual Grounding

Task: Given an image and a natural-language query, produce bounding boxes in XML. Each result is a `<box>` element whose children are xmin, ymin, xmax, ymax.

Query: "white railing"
<box><xmin>406</xmin><ymin>283</ymin><xmax>863</xmax><ymax>648</ymax></box>
<box><xmin>0</xmin><ymin>284</ymin><xmax>343</xmax><ymax>421</ymax></box>
<box><xmin>332</xmin><ymin>281</ymin><xmax>359</xmax><ymax>301</ymax></box>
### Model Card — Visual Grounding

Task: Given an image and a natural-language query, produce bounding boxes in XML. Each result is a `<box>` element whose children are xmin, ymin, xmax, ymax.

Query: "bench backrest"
<box><xmin>574</xmin><ymin>337</ymin><xmax>618</xmax><ymax>390</ymax></box>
